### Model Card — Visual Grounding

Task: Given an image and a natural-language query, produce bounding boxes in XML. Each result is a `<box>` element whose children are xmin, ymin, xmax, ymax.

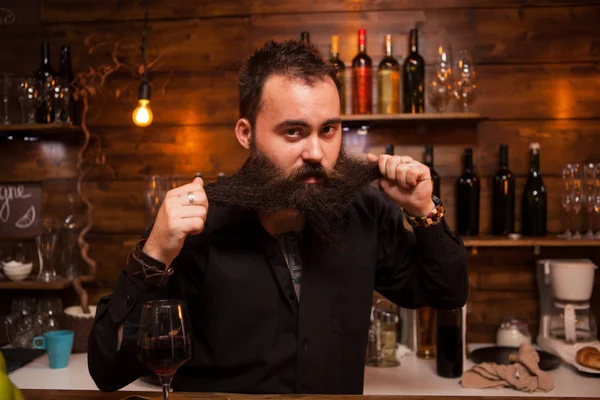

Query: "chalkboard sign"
<box><xmin>0</xmin><ymin>183</ymin><xmax>42</xmax><ymax>238</ymax></box>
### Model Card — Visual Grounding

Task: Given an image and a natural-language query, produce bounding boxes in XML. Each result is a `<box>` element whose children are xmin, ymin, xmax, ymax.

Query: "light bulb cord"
<box><xmin>141</xmin><ymin>0</ymin><xmax>149</xmax><ymax>84</ymax></box>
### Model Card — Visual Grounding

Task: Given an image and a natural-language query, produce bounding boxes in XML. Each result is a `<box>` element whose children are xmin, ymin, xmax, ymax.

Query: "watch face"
<box><xmin>431</xmin><ymin>195</ymin><xmax>441</xmax><ymax>205</ymax></box>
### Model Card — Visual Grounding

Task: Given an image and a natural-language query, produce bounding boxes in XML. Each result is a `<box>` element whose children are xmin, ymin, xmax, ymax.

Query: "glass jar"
<box><xmin>496</xmin><ymin>318</ymin><xmax>531</xmax><ymax>347</ymax></box>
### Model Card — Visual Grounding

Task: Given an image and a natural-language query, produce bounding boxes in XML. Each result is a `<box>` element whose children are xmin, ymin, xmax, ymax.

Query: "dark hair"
<box><xmin>238</xmin><ymin>40</ymin><xmax>341</xmax><ymax>129</ymax></box>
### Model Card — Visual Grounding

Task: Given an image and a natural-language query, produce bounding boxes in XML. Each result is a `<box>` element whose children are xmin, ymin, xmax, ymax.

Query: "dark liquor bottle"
<box><xmin>436</xmin><ymin>308</ymin><xmax>463</xmax><ymax>378</ymax></box>
<box><xmin>384</xmin><ymin>144</ymin><xmax>394</xmax><ymax>156</ymax></box>
<box><xmin>522</xmin><ymin>142</ymin><xmax>547</xmax><ymax>236</ymax></box>
<box><xmin>402</xmin><ymin>28</ymin><xmax>425</xmax><ymax>114</ymax></box>
<box><xmin>352</xmin><ymin>29</ymin><xmax>372</xmax><ymax>114</ymax></box>
<box><xmin>492</xmin><ymin>144</ymin><xmax>515</xmax><ymax>235</ymax></box>
<box><xmin>300</xmin><ymin>31</ymin><xmax>310</xmax><ymax>45</ymax></box>
<box><xmin>423</xmin><ymin>144</ymin><xmax>440</xmax><ymax>199</ymax></box>
<box><xmin>456</xmin><ymin>148</ymin><xmax>480</xmax><ymax>236</ymax></box>
<box><xmin>36</xmin><ymin>42</ymin><xmax>56</xmax><ymax>123</ymax></box>
<box><xmin>330</xmin><ymin>35</ymin><xmax>346</xmax><ymax>115</ymax></box>
<box><xmin>377</xmin><ymin>34</ymin><xmax>400</xmax><ymax>114</ymax></box>
<box><xmin>59</xmin><ymin>45</ymin><xmax>77</xmax><ymax>125</ymax></box>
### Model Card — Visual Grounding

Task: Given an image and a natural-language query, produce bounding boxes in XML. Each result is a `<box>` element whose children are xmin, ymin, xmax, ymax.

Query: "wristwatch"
<box><xmin>404</xmin><ymin>195</ymin><xmax>445</xmax><ymax>229</ymax></box>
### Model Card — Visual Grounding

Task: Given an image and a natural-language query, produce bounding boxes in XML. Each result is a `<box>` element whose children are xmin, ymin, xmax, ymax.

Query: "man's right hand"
<box><xmin>142</xmin><ymin>177</ymin><xmax>208</xmax><ymax>266</ymax></box>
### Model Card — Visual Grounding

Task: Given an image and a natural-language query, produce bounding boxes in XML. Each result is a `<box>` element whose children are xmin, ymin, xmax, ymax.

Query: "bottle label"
<box><xmin>378</xmin><ymin>69</ymin><xmax>400</xmax><ymax>114</ymax></box>
<box><xmin>353</xmin><ymin>67</ymin><xmax>372</xmax><ymax>114</ymax></box>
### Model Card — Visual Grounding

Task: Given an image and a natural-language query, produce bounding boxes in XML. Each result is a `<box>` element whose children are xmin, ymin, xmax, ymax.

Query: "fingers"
<box><xmin>377</xmin><ymin>155</ymin><xmax>430</xmax><ymax>189</ymax></box>
<box><xmin>366</xmin><ymin>153</ymin><xmax>379</xmax><ymax>163</ymax></box>
<box><xmin>180</xmin><ymin>217</ymin><xmax>205</xmax><ymax>236</ymax></box>
<box><xmin>166</xmin><ymin>177</ymin><xmax>205</xmax><ymax>199</ymax></box>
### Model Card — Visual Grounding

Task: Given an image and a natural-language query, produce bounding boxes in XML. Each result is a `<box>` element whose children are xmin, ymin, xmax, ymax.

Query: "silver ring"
<box><xmin>188</xmin><ymin>191</ymin><xmax>195</xmax><ymax>205</ymax></box>
<box><xmin>395</xmin><ymin>155</ymin><xmax>403</xmax><ymax>163</ymax></box>
<box><xmin>407</xmin><ymin>162</ymin><xmax>414</xmax><ymax>168</ymax></box>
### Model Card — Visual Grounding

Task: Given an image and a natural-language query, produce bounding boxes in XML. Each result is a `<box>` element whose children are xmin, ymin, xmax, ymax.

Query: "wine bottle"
<box><xmin>36</xmin><ymin>41</ymin><xmax>56</xmax><ymax>123</ymax></box>
<box><xmin>377</xmin><ymin>34</ymin><xmax>400</xmax><ymax>114</ymax></box>
<box><xmin>456</xmin><ymin>148</ymin><xmax>480</xmax><ymax>236</ymax></box>
<box><xmin>352</xmin><ymin>29</ymin><xmax>372</xmax><ymax>114</ymax></box>
<box><xmin>402</xmin><ymin>28</ymin><xmax>425</xmax><ymax>114</ymax></box>
<box><xmin>59</xmin><ymin>45</ymin><xmax>77</xmax><ymax>125</ymax></box>
<box><xmin>492</xmin><ymin>144</ymin><xmax>515</xmax><ymax>235</ymax></box>
<box><xmin>330</xmin><ymin>35</ymin><xmax>346</xmax><ymax>115</ymax></box>
<box><xmin>423</xmin><ymin>144</ymin><xmax>440</xmax><ymax>198</ymax></box>
<box><xmin>300</xmin><ymin>31</ymin><xmax>310</xmax><ymax>45</ymax></box>
<box><xmin>384</xmin><ymin>144</ymin><xmax>394</xmax><ymax>156</ymax></box>
<box><xmin>522</xmin><ymin>142</ymin><xmax>547</xmax><ymax>236</ymax></box>
<box><xmin>436</xmin><ymin>308</ymin><xmax>463</xmax><ymax>378</ymax></box>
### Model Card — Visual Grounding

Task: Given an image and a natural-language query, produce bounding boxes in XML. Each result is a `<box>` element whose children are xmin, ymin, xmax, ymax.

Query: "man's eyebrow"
<box><xmin>274</xmin><ymin>120</ymin><xmax>311</xmax><ymax>130</ymax></box>
<box><xmin>322</xmin><ymin>118</ymin><xmax>342</xmax><ymax>126</ymax></box>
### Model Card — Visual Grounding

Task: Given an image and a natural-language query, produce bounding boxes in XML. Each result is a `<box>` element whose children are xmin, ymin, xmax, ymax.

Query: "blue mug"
<box><xmin>32</xmin><ymin>330</ymin><xmax>74</xmax><ymax>369</ymax></box>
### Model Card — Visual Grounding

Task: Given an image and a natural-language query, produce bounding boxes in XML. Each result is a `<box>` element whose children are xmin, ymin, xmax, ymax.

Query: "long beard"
<box><xmin>204</xmin><ymin>149</ymin><xmax>382</xmax><ymax>244</ymax></box>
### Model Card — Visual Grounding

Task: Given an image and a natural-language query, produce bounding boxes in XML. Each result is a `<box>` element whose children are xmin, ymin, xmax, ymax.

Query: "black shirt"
<box><xmin>88</xmin><ymin>186</ymin><xmax>468</xmax><ymax>394</ymax></box>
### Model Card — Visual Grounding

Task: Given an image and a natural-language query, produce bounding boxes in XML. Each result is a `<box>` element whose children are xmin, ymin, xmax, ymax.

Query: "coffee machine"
<box><xmin>537</xmin><ymin>259</ymin><xmax>599</xmax><ymax>370</ymax></box>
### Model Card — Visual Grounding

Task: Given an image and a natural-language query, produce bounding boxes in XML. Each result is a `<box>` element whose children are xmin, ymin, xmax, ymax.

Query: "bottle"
<box><xmin>456</xmin><ymin>148</ymin><xmax>480</xmax><ymax>236</ymax></box>
<box><xmin>384</xmin><ymin>144</ymin><xmax>394</xmax><ymax>156</ymax></box>
<box><xmin>423</xmin><ymin>144</ymin><xmax>440</xmax><ymax>198</ymax></box>
<box><xmin>330</xmin><ymin>35</ymin><xmax>346</xmax><ymax>115</ymax></box>
<box><xmin>402</xmin><ymin>28</ymin><xmax>425</xmax><ymax>114</ymax></box>
<box><xmin>436</xmin><ymin>308</ymin><xmax>463</xmax><ymax>378</ymax></box>
<box><xmin>492</xmin><ymin>144</ymin><xmax>515</xmax><ymax>235</ymax></box>
<box><xmin>59</xmin><ymin>45</ymin><xmax>77</xmax><ymax>125</ymax></box>
<box><xmin>522</xmin><ymin>142</ymin><xmax>547</xmax><ymax>236</ymax></box>
<box><xmin>352</xmin><ymin>29</ymin><xmax>372</xmax><ymax>114</ymax></box>
<box><xmin>417</xmin><ymin>307</ymin><xmax>436</xmax><ymax>359</ymax></box>
<box><xmin>300</xmin><ymin>31</ymin><xmax>310</xmax><ymax>45</ymax></box>
<box><xmin>36</xmin><ymin>41</ymin><xmax>57</xmax><ymax>123</ymax></box>
<box><xmin>377</xmin><ymin>34</ymin><xmax>400</xmax><ymax>114</ymax></box>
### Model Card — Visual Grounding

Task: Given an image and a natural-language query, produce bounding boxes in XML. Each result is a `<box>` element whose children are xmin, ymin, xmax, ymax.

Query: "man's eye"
<box><xmin>321</xmin><ymin>126</ymin><xmax>335</xmax><ymax>135</ymax></box>
<box><xmin>286</xmin><ymin>129</ymin><xmax>301</xmax><ymax>136</ymax></box>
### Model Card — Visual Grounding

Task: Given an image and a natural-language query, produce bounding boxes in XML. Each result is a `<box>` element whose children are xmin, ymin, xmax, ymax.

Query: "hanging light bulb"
<box><xmin>132</xmin><ymin>81</ymin><xmax>153</xmax><ymax>127</ymax></box>
<box><xmin>132</xmin><ymin>0</ymin><xmax>153</xmax><ymax>128</ymax></box>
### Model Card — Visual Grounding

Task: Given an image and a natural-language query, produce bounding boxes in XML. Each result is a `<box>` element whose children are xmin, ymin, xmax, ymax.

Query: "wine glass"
<box><xmin>454</xmin><ymin>50</ymin><xmax>477</xmax><ymax>112</ymax></box>
<box><xmin>571</xmin><ymin>163</ymin><xmax>583</xmax><ymax>239</ymax></box>
<box><xmin>137</xmin><ymin>300</ymin><xmax>192</xmax><ymax>400</ymax></box>
<box><xmin>16</xmin><ymin>77</ymin><xmax>42</xmax><ymax>124</ymax></box>
<box><xmin>583</xmin><ymin>163</ymin><xmax>597</xmax><ymax>238</ymax></box>
<box><xmin>593</xmin><ymin>163</ymin><xmax>600</xmax><ymax>239</ymax></box>
<box><xmin>559</xmin><ymin>165</ymin><xmax>573</xmax><ymax>239</ymax></box>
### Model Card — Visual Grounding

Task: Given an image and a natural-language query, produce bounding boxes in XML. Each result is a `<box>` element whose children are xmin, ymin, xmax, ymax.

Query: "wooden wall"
<box><xmin>1</xmin><ymin>0</ymin><xmax>599</xmax><ymax>343</ymax></box>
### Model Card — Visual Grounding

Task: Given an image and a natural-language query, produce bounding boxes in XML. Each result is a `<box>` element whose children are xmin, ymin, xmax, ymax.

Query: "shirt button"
<box><xmin>437</xmin><ymin>235</ymin><xmax>443</xmax><ymax>242</ymax></box>
<box><xmin>125</xmin><ymin>295</ymin><xmax>132</xmax><ymax>307</ymax></box>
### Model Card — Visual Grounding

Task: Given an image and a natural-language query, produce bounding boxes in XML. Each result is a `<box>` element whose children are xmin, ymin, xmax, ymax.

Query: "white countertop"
<box><xmin>8</xmin><ymin>345</ymin><xmax>600</xmax><ymax>397</ymax></box>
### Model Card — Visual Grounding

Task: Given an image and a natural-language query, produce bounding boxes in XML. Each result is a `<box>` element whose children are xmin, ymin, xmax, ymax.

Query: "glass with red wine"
<box><xmin>137</xmin><ymin>300</ymin><xmax>192</xmax><ymax>400</ymax></box>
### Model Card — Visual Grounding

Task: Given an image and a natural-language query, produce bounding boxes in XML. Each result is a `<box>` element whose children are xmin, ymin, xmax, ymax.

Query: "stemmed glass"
<box><xmin>583</xmin><ymin>163</ymin><xmax>597</xmax><ymax>238</ymax></box>
<box><xmin>36</xmin><ymin>217</ymin><xmax>59</xmax><ymax>282</ymax></box>
<box><xmin>571</xmin><ymin>163</ymin><xmax>584</xmax><ymax>239</ymax></box>
<box><xmin>16</xmin><ymin>78</ymin><xmax>42</xmax><ymax>124</ymax></box>
<box><xmin>428</xmin><ymin>44</ymin><xmax>454</xmax><ymax>113</ymax></box>
<box><xmin>137</xmin><ymin>300</ymin><xmax>192</xmax><ymax>400</ymax></box>
<box><xmin>593</xmin><ymin>163</ymin><xmax>600</xmax><ymax>239</ymax></box>
<box><xmin>453</xmin><ymin>50</ymin><xmax>477</xmax><ymax>112</ymax></box>
<box><xmin>559</xmin><ymin>165</ymin><xmax>573</xmax><ymax>239</ymax></box>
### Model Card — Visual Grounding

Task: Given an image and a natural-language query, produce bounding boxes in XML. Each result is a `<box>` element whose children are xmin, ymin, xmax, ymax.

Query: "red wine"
<box><xmin>522</xmin><ymin>143</ymin><xmax>547</xmax><ymax>236</ymax></box>
<box><xmin>492</xmin><ymin>144</ymin><xmax>515</xmax><ymax>235</ymax></box>
<box><xmin>436</xmin><ymin>311</ymin><xmax>463</xmax><ymax>378</ymax></box>
<box><xmin>423</xmin><ymin>144</ymin><xmax>440</xmax><ymax>199</ymax></box>
<box><xmin>138</xmin><ymin>335</ymin><xmax>192</xmax><ymax>377</ymax></box>
<box><xmin>456</xmin><ymin>148</ymin><xmax>480</xmax><ymax>236</ymax></box>
<box><xmin>352</xmin><ymin>29</ymin><xmax>372</xmax><ymax>114</ymax></box>
<box><xmin>402</xmin><ymin>29</ymin><xmax>425</xmax><ymax>113</ymax></box>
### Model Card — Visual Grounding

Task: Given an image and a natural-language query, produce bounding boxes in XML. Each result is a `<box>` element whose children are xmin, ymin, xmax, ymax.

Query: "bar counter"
<box><xmin>9</xmin><ymin>344</ymin><xmax>599</xmax><ymax>398</ymax></box>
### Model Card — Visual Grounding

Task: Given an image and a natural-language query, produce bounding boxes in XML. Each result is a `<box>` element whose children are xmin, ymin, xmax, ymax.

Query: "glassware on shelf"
<box><xmin>51</xmin><ymin>77</ymin><xmax>72</xmax><ymax>124</ymax></box>
<box><xmin>61</xmin><ymin>193</ymin><xmax>85</xmax><ymax>280</ymax></box>
<box><xmin>453</xmin><ymin>49</ymin><xmax>477</xmax><ymax>112</ymax></box>
<box><xmin>16</xmin><ymin>77</ymin><xmax>42</xmax><ymax>124</ymax></box>
<box><xmin>36</xmin><ymin>217</ymin><xmax>60</xmax><ymax>282</ymax></box>
<box><xmin>1</xmin><ymin>73</ymin><xmax>15</xmax><ymax>125</ymax></box>
<box><xmin>559</xmin><ymin>165</ymin><xmax>574</xmax><ymax>239</ymax></box>
<box><xmin>571</xmin><ymin>163</ymin><xmax>584</xmax><ymax>239</ymax></box>
<box><xmin>593</xmin><ymin>163</ymin><xmax>600</xmax><ymax>239</ymax></box>
<box><xmin>34</xmin><ymin>297</ymin><xmax>63</xmax><ymax>335</ymax></box>
<box><xmin>5</xmin><ymin>297</ymin><xmax>37</xmax><ymax>348</ymax></box>
<box><xmin>583</xmin><ymin>163</ymin><xmax>597</xmax><ymax>238</ymax></box>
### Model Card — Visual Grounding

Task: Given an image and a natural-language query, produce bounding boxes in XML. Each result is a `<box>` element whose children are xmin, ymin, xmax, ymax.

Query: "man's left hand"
<box><xmin>367</xmin><ymin>153</ymin><xmax>435</xmax><ymax>217</ymax></box>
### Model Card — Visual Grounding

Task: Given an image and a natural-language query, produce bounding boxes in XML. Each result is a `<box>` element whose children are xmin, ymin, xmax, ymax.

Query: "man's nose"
<box><xmin>302</xmin><ymin>134</ymin><xmax>324</xmax><ymax>163</ymax></box>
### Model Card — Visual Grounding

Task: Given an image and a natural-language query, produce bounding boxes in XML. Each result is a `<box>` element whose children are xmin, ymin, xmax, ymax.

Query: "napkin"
<box><xmin>462</xmin><ymin>343</ymin><xmax>554</xmax><ymax>392</ymax></box>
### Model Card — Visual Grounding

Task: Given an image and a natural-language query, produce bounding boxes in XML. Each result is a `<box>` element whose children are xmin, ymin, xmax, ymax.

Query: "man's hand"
<box><xmin>367</xmin><ymin>153</ymin><xmax>435</xmax><ymax>216</ymax></box>
<box><xmin>142</xmin><ymin>177</ymin><xmax>208</xmax><ymax>266</ymax></box>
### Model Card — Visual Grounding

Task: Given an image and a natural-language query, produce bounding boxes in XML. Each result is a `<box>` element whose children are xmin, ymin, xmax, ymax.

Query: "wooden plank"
<box><xmin>0</xmin><ymin>123</ymin><xmax>80</xmax><ymax>133</ymax></box>
<box><xmin>251</xmin><ymin>6</ymin><xmax>600</xmax><ymax>64</ymax></box>
<box><xmin>40</xmin><ymin>0</ymin><xmax>600</xmax><ymax>22</ymax></box>
<box><xmin>341</xmin><ymin>112</ymin><xmax>484</xmax><ymax>122</ymax></box>
<box><xmin>0</xmin><ymin>277</ymin><xmax>73</xmax><ymax>290</ymax></box>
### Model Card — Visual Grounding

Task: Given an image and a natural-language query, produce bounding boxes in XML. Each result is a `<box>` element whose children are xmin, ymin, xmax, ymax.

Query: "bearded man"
<box><xmin>88</xmin><ymin>40</ymin><xmax>468</xmax><ymax>394</ymax></box>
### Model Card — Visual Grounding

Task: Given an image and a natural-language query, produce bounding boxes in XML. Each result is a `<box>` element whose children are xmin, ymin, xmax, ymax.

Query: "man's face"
<box><xmin>252</xmin><ymin>75</ymin><xmax>342</xmax><ymax>181</ymax></box>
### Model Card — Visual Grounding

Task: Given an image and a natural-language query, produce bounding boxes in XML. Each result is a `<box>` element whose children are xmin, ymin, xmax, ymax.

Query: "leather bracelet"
<box><xmin>404</xmin><ymin>196</ymin><xmax>445</xmax><ymax>229</ymax></box>
<box><xmin>126</xmin><ymin>238</ymin><xmax>174</xmax><ymax>287</ymax></box>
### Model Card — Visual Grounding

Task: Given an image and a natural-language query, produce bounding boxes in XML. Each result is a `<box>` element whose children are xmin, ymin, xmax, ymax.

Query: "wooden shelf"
<box><xmin>0</xmin><ymin>277</ymin><xmax>74</xmax><ymax>290</ymax></box>
<box><xmin>0</xmin><ymin>123</ymin><xmax>82</xmax><ymax>138</ymax></box>
<box><xmin>341</xmin><ymin>112</ymin><xmax>486</xmax><ymax>123</ymax></box>
<box><xmin>463</xmin><ymin>235</ymin><xmax>600</xmax><ymax>248</ymax></box>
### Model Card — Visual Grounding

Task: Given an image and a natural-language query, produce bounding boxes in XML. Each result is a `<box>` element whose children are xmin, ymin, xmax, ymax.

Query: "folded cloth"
<box><xmin>462</xmin><ymin>343</ymin><xmax>554</xmax><ymax>393</ymax></box>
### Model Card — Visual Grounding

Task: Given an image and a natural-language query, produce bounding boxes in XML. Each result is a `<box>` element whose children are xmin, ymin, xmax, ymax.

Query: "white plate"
<box><xmin>539</xmin><ymin>338</ymin><xmax>600</xmax><ymax>375</ymax></box>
